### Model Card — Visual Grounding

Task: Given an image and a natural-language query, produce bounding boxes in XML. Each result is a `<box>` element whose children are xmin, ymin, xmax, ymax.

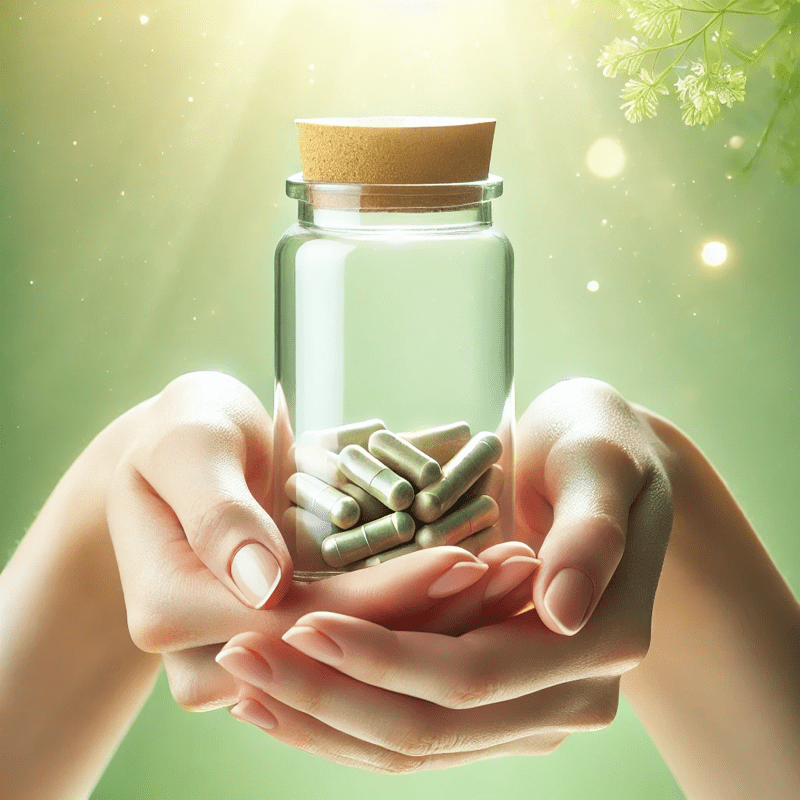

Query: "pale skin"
<box><xmin>0</xmin><ymin>373</ymin><xmax>798</xmax><ymax>799</ymax></box>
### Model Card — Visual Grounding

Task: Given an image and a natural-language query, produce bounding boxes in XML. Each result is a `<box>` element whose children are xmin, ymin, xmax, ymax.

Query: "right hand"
<box><xmin>105</xmin><ymin>372</ymin><xmax>540</xmax><ymax>713</ymax></box>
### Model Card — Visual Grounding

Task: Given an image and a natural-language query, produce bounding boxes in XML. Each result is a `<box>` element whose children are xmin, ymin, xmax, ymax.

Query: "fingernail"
<box><xmin>231</xmin><ymin>542</ymin><xmax>282</xmax><ymax>609</ymax></box>
<box><xmin>543</xmin><ymin>567</ymin><xmax>594</xmax><ymax>635</ymax></box>
<box><xmin>427</xmin><ymin>560</ymin><xmax>489</xmax><ymax>599</ymax></box>
<box><xmin>282</xmin><ymin>625</ymin><xmax>344</xmax><ymax>667</ymax></box>
<box><xmin>215</xmin><ymin>646</ymin><xmax>274</xmax><ymax>688</ymax></box>
<box><xmin>231</xmin><ymin>698</ymin><xmax>277</xmax><ymax>730</ymax></box>
<box><xmin>483</xmin><ymin>556</ymin><xmax>541</xmax><ymax>605</ymax></box>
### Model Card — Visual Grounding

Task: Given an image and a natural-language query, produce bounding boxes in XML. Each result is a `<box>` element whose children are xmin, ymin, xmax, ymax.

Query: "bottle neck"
<box><xmin>297</xmin><ymin>201</ymin><xmax>493</xmax><ymax>230</ymax></box>
<box><xmin>286</xmin><ymin>172</ymin><xmax>503</xmax><ymax>231</ymax></box>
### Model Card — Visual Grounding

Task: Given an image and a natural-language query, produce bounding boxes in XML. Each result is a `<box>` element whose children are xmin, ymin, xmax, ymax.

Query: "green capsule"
<box><xmin>416</xmin><ymin>495</ymin><xmax>500</xmax><ymax>548</ymax></box>
<box><xmin>368</xmin><ymin>429</ymin><xmax>442</xmax><ymax>490</ymax></box>
<box><xmin>299</xmin><ymin>419</ymin><xmax>386</xmax><ymax>453</ymax></box>
<box><xmin>397</xmin><ymin>422</ymin><xmax>471</xmax><ymax>466</ymax></box>
<box><xmin>292</xmin><ymin>444</ymin><xmax>349</xmax><ymax>490</ymax></box>
<box><xmin>412</xmin><ymin>432</ymin><xmax>503</xmax><ymax>523</ymax></box>
<box><xmin>321</xmin><ymin>512</ymin><xmax>416</xmax><ymax>569</ymax></box>
<box><xmin>456</xmin><ymin>525</ymin><xmax>504</xmax><ymax>556</ymax></box>
<box><xmin>282</xmin><ymin>506</ymin><xmax>340</xmax><ymax>573</ymax></box>
<box><xmin>339</xmin><ymin>445</ymin><xmax>414</xmax><ymax>511</ymax></box>
<box><xmin>361</xmin><ymin>540</ymin><xmax>422</xmax><ymax>568</ymax></box>
<box><xmin>461</xmin><ymin>463</ymin><xmax>504</xmax><ymax>503</ymax></box>
<box><xmin>285</xmin><ymin>472</ymin><xmax>360</xmax><ymax>529</ymax></box>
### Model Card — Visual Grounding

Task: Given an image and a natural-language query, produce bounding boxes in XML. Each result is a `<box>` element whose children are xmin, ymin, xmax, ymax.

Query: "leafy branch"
<box><xmin>597</xmin><ymin>0</ymin><xmax>800</xmax><ymax>178</ymax></box>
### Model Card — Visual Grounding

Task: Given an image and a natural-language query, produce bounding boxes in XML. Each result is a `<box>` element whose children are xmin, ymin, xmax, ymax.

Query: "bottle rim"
<box><xmin>286</xmin><ymin>172</ymin><xmax>503</xmax><ymax>211</ymax></box>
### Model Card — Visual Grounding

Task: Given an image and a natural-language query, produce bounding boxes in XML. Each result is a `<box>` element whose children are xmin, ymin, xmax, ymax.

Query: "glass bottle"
<box><xmin>273</xmin><ymin>123</ymin><xmax>515</xmax><ymax>581</ymax></box>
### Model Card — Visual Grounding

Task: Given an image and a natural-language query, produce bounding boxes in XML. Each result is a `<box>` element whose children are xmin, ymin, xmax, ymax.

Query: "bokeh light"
<box><xmin>586</xmin><ymin>137</ymin><xmax>626</xmax><ymax>178</ymax></box>
<box><xmin>701</xmin><ymin>241</ymin><xmax>728</xmax><ymax>267</ymax></box>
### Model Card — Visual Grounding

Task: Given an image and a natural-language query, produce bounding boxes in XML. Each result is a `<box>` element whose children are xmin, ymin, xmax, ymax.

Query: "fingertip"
<box><xmin>427</xmin><ymin>560</ymin><xmax>489</xmax><ymax>599</ymax></box>
<box><xmin>540</xmin><ymin>567</ymin><xmax>595</xmax><ymax>635</ymax></box>
<box><xmin>230</xmin><ymin>542</ymin><xmax>284</xmax><ymax>609</ymax></box>
<box><xmin>230</xmin><ymin>697</ymin><xmax>278</xmax><ymax>730</ymax></box>
<box><xmin>477</xmin><ymin>540</ymin><xmax>539</xmax><ymax>567</ymax></box>
<box><xmin>291</xmin><ymin>610</ymin><xmax>352</xmax><ymax>630</ymax></box>
<box><xmin>533</xmin><ymin>514</ymin><xmax>625</xmax><ymax>634</ymax></box>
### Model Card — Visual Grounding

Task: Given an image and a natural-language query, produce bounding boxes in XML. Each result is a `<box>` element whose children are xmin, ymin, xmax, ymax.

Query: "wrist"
<box><xmin>0</xmin><ymin>399</ymin><xmax>162</xmax><ymax>800</ymax></box>
<box><xmin>622</xmin><ymin>407</ymin><xmax>800</xmax><ymax>800</ymax></box>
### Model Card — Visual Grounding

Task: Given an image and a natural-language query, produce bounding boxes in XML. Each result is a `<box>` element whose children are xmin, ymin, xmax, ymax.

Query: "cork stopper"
<box><xmin>294</xmin><ymin>117</ymin><xmax>496</xmax><ymax>210</ymax></box>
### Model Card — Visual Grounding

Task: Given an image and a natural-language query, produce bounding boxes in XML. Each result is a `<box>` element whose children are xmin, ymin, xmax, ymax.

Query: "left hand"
<box><xmin>216</xmin><ymin>379</ymin><xmax>675</xmax><ymax>771</ymax></box>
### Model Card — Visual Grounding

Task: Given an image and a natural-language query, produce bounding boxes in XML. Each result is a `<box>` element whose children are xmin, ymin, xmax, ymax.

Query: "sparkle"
<box><xmin>120</xmin><ymin>190</ymin><xmax>125</xmax><ymax>196</ymax></box>
<box><xmin>728</xmin><ymin>135</ymin><xmax>745</xmax><ymax>150</ymax></box>
<box><xmin>587</xmin><ymin>280</ymin><xmax>600</xmax><ymax>292</ymax></box>
<box><xmin>701</xmin><ymin>241</ymin><xmax>728</xmax><ymax>267</ymax></box>
<box><xmin>188</xmin><ymin>96</ymin><xmax>194</xmax><ymax>102</ymax></box>
<box><xmin>140</xmin><ymin>15</ymin><xmax>149</xmax><ymax>25</ymax></box>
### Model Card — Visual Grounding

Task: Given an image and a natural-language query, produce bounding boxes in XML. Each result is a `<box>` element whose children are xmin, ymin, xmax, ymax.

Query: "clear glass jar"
<box><xmin>273</xmin><ymin>173</ymin><xmax>515</xmax><ymax>581</ymax></box>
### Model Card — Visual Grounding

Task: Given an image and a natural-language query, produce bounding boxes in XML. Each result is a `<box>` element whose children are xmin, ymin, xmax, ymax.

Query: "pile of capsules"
<box><xmin>282</xmin><ymin>419</ymin><xmax>505</xmax><ymax>571</ymax></box>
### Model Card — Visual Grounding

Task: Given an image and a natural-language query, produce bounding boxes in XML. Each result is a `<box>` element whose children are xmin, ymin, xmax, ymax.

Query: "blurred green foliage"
<box><xmin>597</xmin><ymin>0</ymin><xmax>800</xmax><ymax>177</ymax></box>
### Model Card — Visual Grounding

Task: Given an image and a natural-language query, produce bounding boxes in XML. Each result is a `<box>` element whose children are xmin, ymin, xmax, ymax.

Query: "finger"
<box><xmin>403</xmin><ymin>541</ymin><xmax>540</xmax><ymax>637</ymax></box>
<box><xmin>127</xmin><ymin>373</ymin><xmax>292</xmax><ymax>609</ymax></box>
<box><xmin>231</xmin><ymin>689</ymin><xmax>570</xmax><ymax>773</ymax></box>
<box><xmin>274</xmin><ymin>608</ymin><xmax>626</xmax><ymax>709</ymax></box>
<box><xmin>217</xmin><ymin>633</ymin><xmax>619</xmax><ymax>756</ymax></box>
<box><xmin>517</xmin><ymin>384</ymin><xmax>647</xmax><ymax>635</ymax></box>
<box><xmin>478</xmin><ymin>541</ymin><xmax>541</xmax><ymax>607</ymax></box>
<box><xmin>162</xmin><ymin>646</ymin><xmax>239</xmax><ymax>711</ymax></box>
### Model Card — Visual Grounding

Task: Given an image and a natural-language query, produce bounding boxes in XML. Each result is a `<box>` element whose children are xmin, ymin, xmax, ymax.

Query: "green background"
<box><xmin>2</xmin><ymin>1</ymin><xmax>798</xmax><ymax>798</ymax></box>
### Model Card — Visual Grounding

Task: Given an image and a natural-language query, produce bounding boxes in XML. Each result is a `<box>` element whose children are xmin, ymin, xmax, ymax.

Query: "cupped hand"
<box><xmin>216</xmin><ymin>378</ymin><xmax>674</xmax><ymax>770</ymax></box>
<box><xmin>105</xmin><ymin>371</ymin><xmax>540</xmax><ymax>713</ymax></box>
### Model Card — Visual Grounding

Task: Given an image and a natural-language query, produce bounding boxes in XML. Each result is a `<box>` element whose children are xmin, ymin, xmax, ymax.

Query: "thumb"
<box><xmin>530</xmin><ymin>437</ymin><xmax>643</xmax><ymax>635</ymax></box>
<box><xmin>127</xmin><ymin>413</ymin><xmax>294</xmax><ymax>610</ymax></box>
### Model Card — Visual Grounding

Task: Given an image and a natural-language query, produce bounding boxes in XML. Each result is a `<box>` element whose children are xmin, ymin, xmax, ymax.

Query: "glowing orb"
<box><xmin>140</xmin><ymin>15</ymin><xmax>149</xmax><ymax>25</ymax></box>
<box><xmin>586</xmin><ymin>138</ymin><xmax>626</xmax><ymax>179</ymax></box>
<box><xmin>701</xmin><ymin>241</ymin><xmax>728</xmax><ymax>267</ymax></box>
<box><xmin>587</xmin><ymin>280</ymin><xmax>600</xmax><ymax>292</ymax></box>
<box><xmin>728</xmin><ymin>135</ymin><xmax>745</xmax><ymax>150</ymax></box>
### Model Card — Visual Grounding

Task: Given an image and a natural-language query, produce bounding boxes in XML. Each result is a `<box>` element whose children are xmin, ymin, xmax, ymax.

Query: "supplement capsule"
<box><xmin>368</xmin><ymin>429</ymin><xmax>442</xmax><ymax>490</ymax></box>
<box><xmin>461</xmin><ymin>463</ymin><xmax>504</xmax><ymax>503</ymax></box>
<box><xmin>456</xmin><ymin>524</ymin><xmax>504</xmax><ymax>556</ymax></box>
<box><xmin>299</xmin><ymin>419</ymin><xmax>386</xmax><ymax>453</ymax></box>
<box><xmin>338</xmin><ymin>482</ymin><xmax>388</xmax><ymax>523</ymax></box>
<box><xmin>292</xmin><ymin>444</ymin><xmax>349</xmax><ymax>490</ymax></box>
<box><xmin>285</xmin><ymin>472</ymin><xmax>360</xmax><ymax>529</ymax></box>
<box><xmin>338</xmin><ymin>445</ymin><xmax>415</xmax><ymax>511</ymax></box>
<box><xmin>397</xmin><ymin>422</ymin><xmax>471</xmax><ymax>466</ymax></box>
<box><xmin>282</xmin><ymin>506</ymin><xmax>339</xmax><ymax>573</ymax></box>
<box><xmin>416</xmin><ymin>495</ymin><xmax>500</xmax><ymax>549</ymax></box>
<box><xmin>362</xmin><ymin>540</ymin><xmax>422</xmax><ymax>567</ymax></box>
<box><xmin>412</xmin><ymin>432</ymin><xmax>503</xmax><ymax>523</ymax></box>
<box><xmin>321</xmin><ymin>512</ymin><xmax>415</xmax><ymax>569</ymax></box>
